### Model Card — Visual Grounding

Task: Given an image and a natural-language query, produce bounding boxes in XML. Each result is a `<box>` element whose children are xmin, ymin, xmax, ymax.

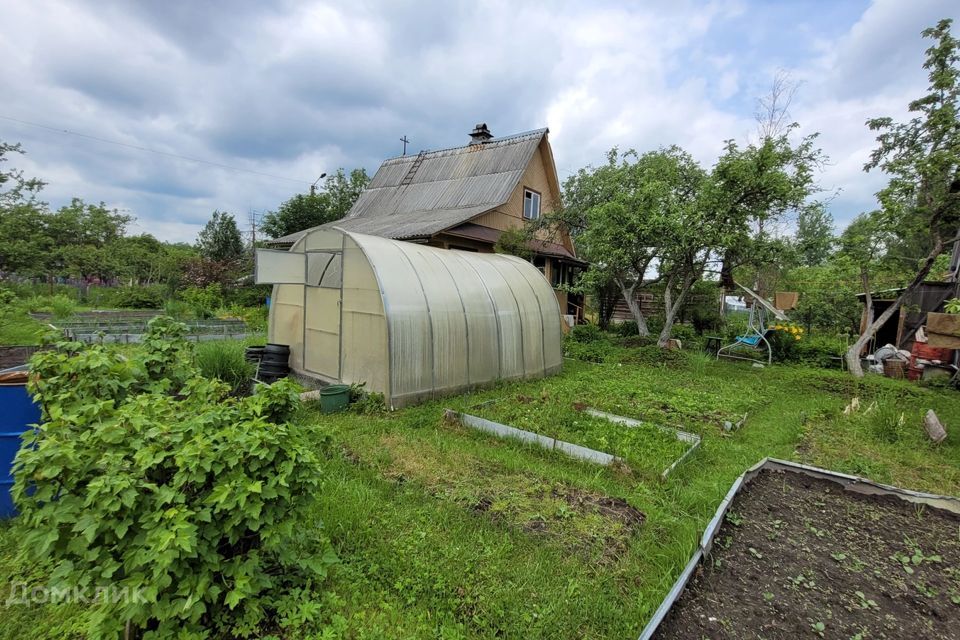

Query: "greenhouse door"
<box><xmin>303</xmin><ymin>251</ymin><xmax>343</xmax><ymax>380</ymax></box>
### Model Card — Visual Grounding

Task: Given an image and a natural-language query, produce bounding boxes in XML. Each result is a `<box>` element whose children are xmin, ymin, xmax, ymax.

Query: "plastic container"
<box><xmin>911</xmin><ymin>342</ymin><xmax>952</xmax><ymax>362</ymax></box>
<box><xmin>320</xmin><ymin>384</ymin><xmax>351</xmax><ymax>414</ymax></box>
<box><xmin>0</xmin><ymin>366</ymin><xmax>40</xmax><ymax>518</ymax></box>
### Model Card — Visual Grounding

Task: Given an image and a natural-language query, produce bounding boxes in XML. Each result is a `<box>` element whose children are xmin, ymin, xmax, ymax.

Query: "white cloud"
<box><xmin>1</xmin><ymin>0</ymin><xmax>959</xmax><ymax>242</ymax></box>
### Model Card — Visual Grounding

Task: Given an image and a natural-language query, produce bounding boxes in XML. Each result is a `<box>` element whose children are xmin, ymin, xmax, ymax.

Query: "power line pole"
<box><xmin>400</xmin><ymin>135</ymin><xmax>410</xmax><ymax>155</ymax></box>
<box><xmin>248</xmin><ymin>209</ymin><xmax>260</xmax><ymax>251</ymax></box>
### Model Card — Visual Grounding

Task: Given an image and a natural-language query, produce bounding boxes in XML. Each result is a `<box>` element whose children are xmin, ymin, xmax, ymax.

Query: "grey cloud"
<box><xmin>2</xmin><ymin>0</ymin><xmax>957</xmax><ymax>241</ymax></box>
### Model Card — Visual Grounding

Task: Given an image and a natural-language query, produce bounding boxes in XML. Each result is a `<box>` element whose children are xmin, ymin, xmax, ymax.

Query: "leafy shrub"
<box><xmin>618</xmin><ymin>334</ymin><xmax>658</xmax><ymax>348</ymax></box>
<box><xmin>195</xmin><ymin>340</ymin><xmax>255</xmax><ymax>396</ymax></box>
<box><xmin>113</xmin><ymin>285</ymin><xmax>166</xmax><ymax>309</ymax></box>
<box><xmin>14</xmin><ymin>318</ymin><xmax>333</xmax><ymax>638</ymax></box>
<box><xmin>613</xmin><ymin>320</ymin><xmax>640</xmax><ymax>337</ymax></box>
<box><xmin>767</xmin><ymin>323</ymin><xmax>804</xmax><ymax>362</ymax></box>
<box><xmin>163</xmin><ymin>299</ymin><xmax>191</xmax><ymax>319</ymax></box>
<box><xmin>0</xmin><ymin>286</ymin><xmax>15</xmax><ymax>305</ymax></box>
<box><xmin>670</xmin><ymin>323</ymin><xmax>697</xmax><ymax>343</ymax></box>
<box><xmin>563</xmin><ymin>336</ymin><xmax>617</xmax><ymax>362</ymax></box>
<box><xmin>348</xmin><ymin>383</ymin><xmax>388</xmax><ymax>415</ymax></box>
<box><xmin>242</xmin><ymin>305</ymin><xmax>268</xmax><ymax>334</ymax></box>
<box><xmin>225</xmin><ymin>284</ymin><xmax>272</xmax><ymax>308</ymax></box>
<box><xmin>49</xmin><ymin>295</ymin><xmax>77</xmax><ymax>320</ymax></box>
<box><xmin>793</xmin><ymin>336</ymin><xmax>846</xmax><ymax>369</ymax></box>
<box><xmin>213</xmin><ymin>304</ymin><xmax>268</xmax><ymax>334</ymax></box>
<box><xmin>944</xmin><ymin>297</ymin><xmax>960</xmax><ymax>314</ymax></box>
<box><xmin>569</xmin><ymin>323</ymin><xmax>605</xmax><ymax>343</ymax></box>
<box><xmin>181</xmin><ymin>284</ymin><xmax>223</xmax><ymax>319</ymax></box>
<box><xmin>690</xmin><ymin>306</ymin><xmax>722</xmax><ymax>335</ymax></box>
<box><xmin>622</xmin><ymin>345</ymin><xmax>686</xmax><ymax>367</ymax></box>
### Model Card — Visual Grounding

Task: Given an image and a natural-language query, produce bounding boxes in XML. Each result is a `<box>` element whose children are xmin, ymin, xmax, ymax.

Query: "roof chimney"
<box><xmin>469</xmin><ymin>123</ymin><xmax>493</xmax><ymax>144</ymax></box>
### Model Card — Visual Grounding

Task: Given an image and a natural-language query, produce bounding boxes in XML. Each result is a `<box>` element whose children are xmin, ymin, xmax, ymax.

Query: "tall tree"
<box><xmin>845</xmin><ymin>19</ymin><xmax>960</xmax><ymax>376</ymax></box>
<box><xmin>708</xmin><ymin>130</ymin><xmax>825</xmax><ymax>296</ymax></box>
<box><xmin>196</xmin><ymin>210</ymin><xmax>244</xmax><ymax>263</ymax></box>
<box><xmin>795</xmin><ymin>204</ymin><xmax>835</xmax><ymax>267</ymax></box>
<box><xmin>0</xmin><ymin>141</ymin><xmax>48</xmax><ymax>276</ymax></box>
<box><xmin>568</xmin><ymin>148</ymin><xmax>688</xmax><ymax>335</ymax></box>
<box><xmin>260</xmin><ymin>168</ymin><xmax>369</xmax><ymax>239</ymax></box>
<box><xmin>0</xmin><ymin>141</ymin><xmax>45</xmax><ymax>207</ymax></box>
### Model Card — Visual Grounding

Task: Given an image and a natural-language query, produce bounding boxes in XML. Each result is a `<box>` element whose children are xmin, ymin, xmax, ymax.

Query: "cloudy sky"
<box><xmin>2</xmin><ymin>0</ymin><xmax>958</xmax><ymax>243</ymax></box>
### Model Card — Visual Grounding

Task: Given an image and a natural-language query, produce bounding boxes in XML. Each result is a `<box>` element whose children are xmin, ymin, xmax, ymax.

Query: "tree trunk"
<box><xmin>616</xmin><ymin>279</ymin><xmax>649</xmax><ymax>336</ymax></box>
<box><xmin>845</xmin><ymin>240</ymin><xmax>944</xmax><ymax>377</ymax></box>
<box><xmin>596</xmin><ymin>281</ymin><xmax>618</xmax><ymax>330</ymax></box>
<box><xmin>658</xmin><ymin>274</ymin><xmax>695</xmax><ymax>348</ymax></box>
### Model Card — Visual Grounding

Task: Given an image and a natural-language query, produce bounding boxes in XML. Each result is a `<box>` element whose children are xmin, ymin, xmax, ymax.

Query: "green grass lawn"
<box><xmin>0</xmin><ymin>307</ymin><xmax>46</xmax><ymax>346</ymax></box>
<box><xmin>1</xmin><ymin>346</ymin><xmax>958</xmax><ymax>638</ymax></box>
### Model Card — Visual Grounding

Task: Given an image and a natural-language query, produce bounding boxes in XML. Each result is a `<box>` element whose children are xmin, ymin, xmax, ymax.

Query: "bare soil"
<box><xmin>655</xmin><ymin>469</ymin><xmax>960</xmax><ymax>639</ymax></box>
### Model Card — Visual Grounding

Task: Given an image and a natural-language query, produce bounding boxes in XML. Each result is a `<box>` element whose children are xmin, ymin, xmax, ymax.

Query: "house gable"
<box><xmin>469</xmin><ymin>137</ymin><xmax>573</xmax><ymax>253</ymax></box>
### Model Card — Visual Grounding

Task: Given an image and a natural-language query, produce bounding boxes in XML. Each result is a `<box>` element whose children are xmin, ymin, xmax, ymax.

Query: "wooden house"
<box><xmin>268</xmin><ymin>124</ymin><xmax>585</xmax><ymax>321</ymax></box>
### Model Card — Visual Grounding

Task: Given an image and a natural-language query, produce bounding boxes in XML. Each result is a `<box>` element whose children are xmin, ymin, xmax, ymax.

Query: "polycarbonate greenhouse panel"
<box><xmin>303</xmin><ymin>286</ymin><xmax>340</xmax><ymax>379</ymax></box>
<box><xmin>268</xmin><ymin>283</ymin><xmax>305</xmax><ymax>370</ymax></box>
<box><xmin>354</xmin><ymin>234</ymin><xmax>433</xmax><ymax>401</ymax></box>
<box><xmin>461</xmin><ymin>256</ymin><xmax>526</xmax><ymax>379</ymax></box>
<box><xmin>265</xmin><ymin>228</ymin><xmax>563</xmax><ymax>408</ymax></box>
<box><xmin>339</xmin><ymin>236</ymin><xmax>389</xmax><ymax>396</ymax></box>
<box><xmin>405</xmin><ymin>246</ymin><xmax>470</xmax><ymax>392</ymax></box>
<box><xmin>447</xmin><ymin>251</ymin><xmax>501</xmax><ymax>383</ymax></box>
<box><xmin>303</xmin><ymin>228</ymin><xmax>345</xmax><ymax>251</ymax></box>
<box><xmin>255</xmin><ymin>249</ymin><xmax>305</xmax><ymax>284</ymax></box>
<box><xmin>505</xmin><ymin>257</ymin><xmax>563</xmax><ymax>372</ymax></box>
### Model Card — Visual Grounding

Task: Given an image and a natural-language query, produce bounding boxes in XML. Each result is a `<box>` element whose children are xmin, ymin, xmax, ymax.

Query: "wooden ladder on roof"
<box><xmin>399</xmin><ymin>151</ymin><xmax>426</xmax><ymax>186</ymax></box>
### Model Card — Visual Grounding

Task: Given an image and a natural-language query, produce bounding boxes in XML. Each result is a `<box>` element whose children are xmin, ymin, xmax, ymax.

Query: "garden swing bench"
<box><xmin>717</xmin><ymin>282</ymin><xmax>790</xmax><ymax>366</ymax></box>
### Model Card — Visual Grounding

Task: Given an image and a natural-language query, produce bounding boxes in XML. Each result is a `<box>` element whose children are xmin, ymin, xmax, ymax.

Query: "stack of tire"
<box><xmin>245</xmin><ymin>344</ymin><xmax>290</xmax><ymax>384</ymax></box>
<box><xmin>244</xmin><ymin>345</ymin><xmax>265</xmax><ymax>364</ymax></box>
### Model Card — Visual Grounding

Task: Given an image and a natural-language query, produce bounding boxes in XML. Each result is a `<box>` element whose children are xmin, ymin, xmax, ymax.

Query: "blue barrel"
<box><xmin>0</xmin><ymin>366</ymin><xmax>40</xmax><ymax>518</ymax></box>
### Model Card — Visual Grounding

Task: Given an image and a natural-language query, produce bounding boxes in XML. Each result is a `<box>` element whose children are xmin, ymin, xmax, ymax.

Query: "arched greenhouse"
<box><xmin>255</xmin><ymin>228</ymin><xmax>563</xmax><ymax>408</ymax></box>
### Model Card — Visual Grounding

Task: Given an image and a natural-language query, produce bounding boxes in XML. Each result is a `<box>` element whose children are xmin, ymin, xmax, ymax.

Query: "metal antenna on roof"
<box><xmin>400</xmin><ymin>135</ymin><xmax>410</xmax><ymax>156</ymax></box>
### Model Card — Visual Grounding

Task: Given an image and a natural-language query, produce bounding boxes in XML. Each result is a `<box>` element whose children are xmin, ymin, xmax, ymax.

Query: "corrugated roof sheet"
<box><xmin>269</xmin><ymin>129</ymin><xmax>547</xmax><ymax>246</ymax></box>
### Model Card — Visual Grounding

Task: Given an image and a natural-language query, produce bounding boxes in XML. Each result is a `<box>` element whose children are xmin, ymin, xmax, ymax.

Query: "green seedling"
<box><xmin>811</xmin><ymin>620</ymin><xmax>826</xmax><ymax>636</ymax></box>
<box><xmin>749</xmin><ymin>547</ymin><xmax>763</xmax><ymax>559</ymax></box>
<box><xmin>726</xmin><ymin>511</ymin><xmax>744</xmax><ymax>527</ymax></box>
<box><xmin>855</xmin><ymin>590</ymin><xmax>878</xmax><ymax>610</ymax></box>
<box><xmin>790</xmin><ymin>573</ymin><xmax>817</xmax><ymax>590</ymax></box>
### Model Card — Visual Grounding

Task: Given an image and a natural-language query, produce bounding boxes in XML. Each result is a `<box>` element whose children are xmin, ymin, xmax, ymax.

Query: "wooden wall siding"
<box><xmin>469</xmin><ymin>141</ymin><xmax>569</xmax><ymax>248</ymax></box>
<box><xmin>609</xmin><ymin>291</ymin><xmax>716</xmax><ymax>323</ymax></box>
<box><xmin>611</xmin><ymin>293</ymin><xmax>662</xmax><ymax>323</ymax></box>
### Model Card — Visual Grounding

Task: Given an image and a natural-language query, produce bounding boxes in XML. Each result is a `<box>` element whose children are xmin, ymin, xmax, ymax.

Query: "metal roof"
<box><xmin>269</xmin><ymin>129</ymin><xmax>548</xmax><ymax>246</ymax></box>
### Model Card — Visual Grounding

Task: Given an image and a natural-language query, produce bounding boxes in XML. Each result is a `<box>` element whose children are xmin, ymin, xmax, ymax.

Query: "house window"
<box><xmin>523</xmin><ymin>188</ymin><xmax>541</xmax><ymax>220</ymax></box>
<box><xmin>551</xmin><ymin>262</ymin><xmax>562</xmax><ymax>287</ymax></box>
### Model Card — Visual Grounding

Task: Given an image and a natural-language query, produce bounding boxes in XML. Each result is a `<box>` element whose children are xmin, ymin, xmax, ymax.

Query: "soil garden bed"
<box><xmin>654</xmin><ymin>468</ymin><xmax>960</xmax><ymax>639</ymax></box>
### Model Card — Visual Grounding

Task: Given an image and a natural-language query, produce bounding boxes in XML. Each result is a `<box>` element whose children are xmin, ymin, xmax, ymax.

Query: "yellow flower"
<box><xmin>794</xmin><ymin>335</ymin><xmax>801</xmax><ymax>341</ymax></box>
